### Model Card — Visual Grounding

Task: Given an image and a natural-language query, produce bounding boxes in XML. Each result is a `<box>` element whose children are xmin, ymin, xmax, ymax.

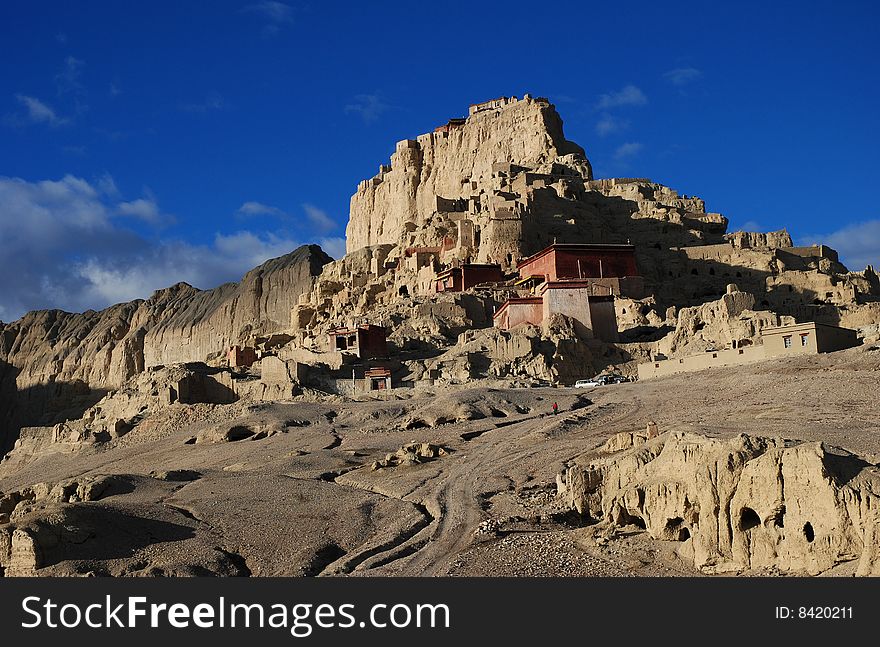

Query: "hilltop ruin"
<box><xmin>1</xmin><ymin>95</ymin><xmax>880</xmax><ymax>578</ymax></box>
<box><xmin>2</xmin><ymin>94</ymin><xmax>879</xmax><ymax>454</ymax></box>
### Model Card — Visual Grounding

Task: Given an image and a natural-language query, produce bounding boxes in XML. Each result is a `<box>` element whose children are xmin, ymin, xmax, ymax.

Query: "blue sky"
<box><xmin>1</xmin><ymin>0</ymin><xmax>878</xmax><ymax>321</ymax></box>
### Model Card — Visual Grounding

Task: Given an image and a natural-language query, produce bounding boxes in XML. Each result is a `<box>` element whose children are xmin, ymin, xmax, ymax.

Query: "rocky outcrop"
<box><xmin>0</xmin><ymin>363</ymin><xmax>241</xmax><ymax>470</ymax></box>
<box><xmin>0</xmin><ymin>245</ymin><xmax>330</xmax><ymax>452</ymax></box>
<box><xmin>421</xmin><ymin>314</ymin><xmax>600</xmax><ymax>385</ymax></box>
<box><xmin>655</xmin><ymin>285</ymin><xmax>794</xmax><ymax>357</ymax></box>
<box><xmin>142</xmin><ymin>247</ymin><xmax>331</xmax><ymax>367</ymax></box>
<box><xmin>346</xmin><ymin>95</ymin><xmax>589</xmax><ymax>254</ymax></box>
<box><xmin>370</xmin><ymin>442</ymin><xmax>450</xmax><ymax>470</ymax></box>
<box><xmin>559</xmin><ymin>431</ymin><xmax>880</xmax><ymax>575</ymax></box>
<box><xmin>0</xmin><ymin>245</ymin><xmax>329</xmax><ymax>391</ymax></box>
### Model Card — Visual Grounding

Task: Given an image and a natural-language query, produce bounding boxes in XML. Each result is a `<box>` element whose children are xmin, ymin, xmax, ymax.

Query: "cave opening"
<box><xmin>803</xmin><ymin>522</ymin><xmax>815</xmax><ymax>543</ymax></box>
<box><xmin>665</xmin><ymin>517</ymin><xmax>690</xmax><ymax>541</ymax></box>
<box><xmin>739</xmin><ymin>507</ymin><xmax>761</xmax><ymax>531</ymax></box>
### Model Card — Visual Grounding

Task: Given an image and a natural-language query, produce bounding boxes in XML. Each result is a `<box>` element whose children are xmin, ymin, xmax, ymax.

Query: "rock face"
<box><xmin>295</xmin><ymin>96</ymin><xmax>879</xmax><ymax>387</ymax></box>
<box><xmin>0</xmin><ymin>245</ymin><xmax>331</xmax><ymax>452</ymax></box>
<box><xmin>655</xmin><ymin>285</ymin><xmax>795</xmax><ymax>357</ymax></box>
<box><xmin>560</xmin><ymin>431</ymin><xmax>880</xmax><ymax>575</ymax></box>
<box><xmin>346</xmin><ymin>95</ymin><xmax>589</xmax><ymax>255</ymax></box>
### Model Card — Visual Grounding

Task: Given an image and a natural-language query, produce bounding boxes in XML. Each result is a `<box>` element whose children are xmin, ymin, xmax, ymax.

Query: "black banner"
<box><xmin>0</xmin><ymin>577</ymin><xmax>874</xmax><ymax>644</ymax></box>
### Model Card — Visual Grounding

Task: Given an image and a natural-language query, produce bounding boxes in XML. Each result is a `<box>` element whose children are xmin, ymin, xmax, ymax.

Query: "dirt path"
<box><xmin>340</xmin><ymin>393</ymin><xmax>647</xmax><ymax>576</ymax></box>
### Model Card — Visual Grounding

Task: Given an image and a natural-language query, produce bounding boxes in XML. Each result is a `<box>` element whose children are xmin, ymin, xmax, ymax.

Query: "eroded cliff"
<box><xmin>0</xmin><ymin>244</ymin><xmax>331</xmax><ymax>451</ymax></box>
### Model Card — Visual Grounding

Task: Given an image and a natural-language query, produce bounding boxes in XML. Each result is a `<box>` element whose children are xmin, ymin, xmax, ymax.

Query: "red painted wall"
<box><xmin>494</xmin><ymin>298</ymin><xmax>544</xmax><ymax>330</ymax></box>
<box><xmin>435</xmin><ymin>270</ymin><xmax>462</xmax><ymax>293</ymax></box>
<box><xmin>228</xmin><ymin>346</ymin><xmax>257</xmax><ymax>367</ymax></box>
<box><xmin>520</xmin><ymin>247</ymin><xmax>638</xmax><ymax>281</ymax></box>
<box><xmin>461</xmin><ymin>265</ymin><xmax>503</xmax><ymax>290</ymax></box>
<box><xmin>356</xmin><ymin>327</ymin><xmax>389</xmax><ymax>359</ymax></box>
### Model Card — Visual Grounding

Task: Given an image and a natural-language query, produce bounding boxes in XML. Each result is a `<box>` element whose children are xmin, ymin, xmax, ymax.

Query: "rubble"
<box><xmin>370</xmin><ymin>442</ymin><xmax>450</xmax><ymax>470</ymax></box>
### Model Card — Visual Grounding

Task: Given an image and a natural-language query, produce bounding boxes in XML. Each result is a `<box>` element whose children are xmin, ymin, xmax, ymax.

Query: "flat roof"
<box><xmin>493</xmin><ymin>297</ymin><xmax>543</xmax><ymax>318</ymax></box>
<box><xmin>470</xmin><ymin>96</ymin><xmax>509</xmax><ymax>107</ymax></box>
<box><xmin>436</xmin><ymin>263</ymin><xmax>502</xmax><ymax>279</ymax></box>
<box><xmin>761</xmin><ymin>322</ymin><xmax>856</xmax><ymax>336</ymax></box>
<box><xmin>329</xmin><ymin>324</ymin><xmax>387</xmax><ymax>335</ymax></box>
<box><xmin>513</xmin><ymin>275</ymin><xmax>544</xmax><ymax>285</ymax></box>
<box><xmin>539</xmin><ymin>280</ymin><xmax>593</xmax><ymax>292</ymax></box>
<box><xmin>519</xmin><ymin>243</ymin><xmax>636</xmax><ymax>268</ymax></box>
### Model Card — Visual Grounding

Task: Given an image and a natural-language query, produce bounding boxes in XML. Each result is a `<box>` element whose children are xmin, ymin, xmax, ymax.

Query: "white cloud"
<box><xmin>595</xmin><ymin>114</ymin><xmax>628</xmax><ymax>136</ymax></box>
<box><xmin>0</xmin><ymin>175</ymin><xmax>307</xmax><ymax>321</ymax></box>
<box><xmin>67</xmin><ymin>230</ymin><xmax>301</xmax><ymax>310</ymax></box>
<box><xmin>12</xmin><ymin>94</ymin><xmax>69</xmax><ymax>126</ymax></box>
<box><xmin>596</xmin><ymin>85</ymin><xmax>647</xmax><ymax>110</ymax></box>
<box><xmin>733</xmin><ymin>220</ymin><xmax>763</xmax><ymax>232</ymax></box>
<box><xmin>613</xmin><ymin>142</ymin><xmax>643</xmax><ymax>161</ymax></box>
<box><xmin>116</xmin><ymin>196</ymin><xmax>171</xmax><ymax>225</ymax></box>
<box><xmin>237</xmin><ymin>201</ymin><xmax>286</xmax><ymax>217</ymax></box>
<box><xmin>799</xmin><ymin>220</ymin><xmax>880</xmax><ymax>271</ymax></box>
<box><xmin>213</xmin><ymin>230</ymin><xmax>299</xmax><ymax>267</ymax></box>
<box><xmin>303</xmin><ymin>203</ymin><xmax>337</xmax><ymax>232</ymax></box>
<box><xmin>344</xmin><ymin>93</ymin><xmax>390</xmax><ymax>124</ymax></box>
<box><xmin>663</xmin><ymin>67</ymin><xmax>702</xmax><ymax>86</ymax></box>
<box><xmin>96</xmin><ymin>173</ymin><xmax>120</xmax><ymax>197</ymax></box>
<box><xmin>237</xmin><ymin>201</ymin><xmax>339</xmax><ymax>233</ymax></box>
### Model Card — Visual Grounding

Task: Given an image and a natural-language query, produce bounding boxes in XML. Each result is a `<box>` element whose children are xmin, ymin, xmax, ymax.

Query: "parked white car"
<box><xmin>574</xmin><ymin>378</ymin><xmax>603</xmax><ymax>388</ymax></box>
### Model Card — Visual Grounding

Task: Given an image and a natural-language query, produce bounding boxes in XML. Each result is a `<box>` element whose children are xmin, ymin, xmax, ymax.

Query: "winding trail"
<box><xmin>332</xmin><ymin>392</ymin><xmax>645</xmax><ymax>575</ymax></box>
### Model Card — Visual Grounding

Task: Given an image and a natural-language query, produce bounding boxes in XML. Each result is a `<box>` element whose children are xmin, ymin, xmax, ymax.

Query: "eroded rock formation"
<box><xmin>346</xmin><ymin>95</ymin><xmax>589</xmax><ymax>254</ymax></box>
<box><xmin>655</xmin><ymin>284</ymin><xmax>795</xmax><ymax>357</ymax></box>
<box><xmin>2</xmin><ymin>94</ymin><xmax>879</xmax><ymax>463</ymax></box>
<box><xmin>559</xmin><ymin>431</ymin><xmax>880</xmax><ymax>575</ymax></box>
<box><xmin>0</xmin><ymin>245</ymin><xmax>330</xmax><ymax>451</ymax></box>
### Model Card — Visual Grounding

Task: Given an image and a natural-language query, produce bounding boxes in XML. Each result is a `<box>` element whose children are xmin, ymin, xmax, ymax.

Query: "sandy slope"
<box><xmin>2</xmin><ymin>344</ymin><xmax>879</xmax><ymax>577</ymax></box>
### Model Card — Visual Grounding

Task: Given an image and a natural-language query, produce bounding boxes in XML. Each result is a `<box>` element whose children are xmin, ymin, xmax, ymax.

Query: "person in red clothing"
<box><xmin>552</xmin><ymin>402</ymin><xmax>558</xmax><ymax>415</ymax></box>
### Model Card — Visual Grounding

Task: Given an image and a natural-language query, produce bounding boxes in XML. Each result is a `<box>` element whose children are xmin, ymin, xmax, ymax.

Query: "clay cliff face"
<box><xmin>346</xmin><ymin>96</ymin><xmax>589</xmax><ymax>254</ymax></box>
<box><xmin>0</xmin><ymin>245</ymin><xmax>331</xmax><ymax>449</ymax></box>
<box><xmin>560</xmin><ymin>431</ymin><xmax>880</xmax><ymax>575</ymax></box>
<box><xmin>141</xmin><ymin>248</ymin><xmax>331</xmax><ymax>368</ymax></box>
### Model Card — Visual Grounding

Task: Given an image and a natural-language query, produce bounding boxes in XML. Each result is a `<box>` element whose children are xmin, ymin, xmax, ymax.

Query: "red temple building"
<box><xmin>517</xmin><ymin>243</ymin><xmax>636</xmax><ymax>280</ymax></box>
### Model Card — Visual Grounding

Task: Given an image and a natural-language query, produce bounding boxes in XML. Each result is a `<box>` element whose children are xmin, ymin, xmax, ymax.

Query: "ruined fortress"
<box><xmin>2</xmin><ymin>94</ymin><xmax>880</xmax><ymax>580</ymax></box>
<box><xmin>1</xmin><ymin>94</ymin><xmax>879</xmax><ymax>458</ymax></box>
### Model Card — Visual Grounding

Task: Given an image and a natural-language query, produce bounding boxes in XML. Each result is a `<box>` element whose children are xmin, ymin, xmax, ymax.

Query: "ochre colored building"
<box><xmin>493</xmin><ymin>286</ymin><xmax>619</xmax><ymax>341</ymax></box>
<box><xmin>762</xmin><ymin>322</ymin><xmax>858</xmax><ymax>357</ymax></box>
<box><xmin>637</xmin><ymin>322</ymin><xmax>859</xmax><ymax>380</ymax></box>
